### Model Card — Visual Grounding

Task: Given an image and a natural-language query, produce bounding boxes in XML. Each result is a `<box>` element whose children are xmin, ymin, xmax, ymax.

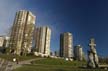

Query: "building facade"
<box><xmin>74</xmin><ymin>45</ymin><xmax>83</xmax><ymax>61</ymax></box>
<box><xmin>0</xmin><ymin>36</ymin><xmax>4</xmax><ymax>47</ymax></box>
<box><xmin>0</xmin><ymin>36</ymin><xmax>10</xmax><ymax>53</ymax></box>
<box><xmin>8</xmin><ymin>10</ymin><xmax>35</xmax><ymax>55</ymax></box>
<box><xmin>60</xmin><ymin>32</ymin><xmax>73</xmax><ymax>58</ymax></box>
<box><xmin>35</xmin><ymin>27</ymin><xmax>51</xmax><ymax>56</ymax></box>
<box><xmin>3</xmin><ymin>36</ymin><xmax>10</xmax><ymax>48</ymax></box>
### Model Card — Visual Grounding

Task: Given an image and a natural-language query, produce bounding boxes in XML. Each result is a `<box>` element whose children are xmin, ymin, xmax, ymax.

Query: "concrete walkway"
<box><xmin>13</xmin><ymin>58</ymin><xmax>45</xmax><ymax>69</ymax></box>
<box><xmin>0</xmin><ymin>58</ymin><xmax>45</xmax><ymax>71</ymax></box>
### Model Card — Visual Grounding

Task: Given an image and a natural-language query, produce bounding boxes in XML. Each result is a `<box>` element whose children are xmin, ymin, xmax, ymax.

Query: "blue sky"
<box><xmin>0</xmin><ymin>0</ymin><xmax>108</xmax><ymax>57</ymax></box>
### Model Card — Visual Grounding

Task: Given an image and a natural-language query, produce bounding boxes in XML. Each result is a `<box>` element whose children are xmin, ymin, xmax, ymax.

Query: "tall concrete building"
<box><xmin>35</xmin><ymin>27</ymin><xmax>51</xmax><ymax>56</ymax></box>
<box><xmin>60</xmin><ymin>32</ymin><xmax>73</xmax><ymax>58</ymax></box>
<box><xmin>74</xmin><ymin>45</ymin><xmax>83</xmax><ymax>61</ymax></box>
<box><xmin>8</xmin><ymin>10</ymin><xmax>35</xmax><ymax>55</ymax></box>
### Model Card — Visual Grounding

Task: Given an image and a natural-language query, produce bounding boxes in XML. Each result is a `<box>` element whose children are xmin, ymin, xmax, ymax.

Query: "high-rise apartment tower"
<box><xmin>74</xmin><ymin>45</ymin><xmax>83</xmax><ymax>61</ymax></box>
<box><xmin>35</xmin><ymin>27</ymin><xmax>51</xmax><ymax>56</ymax></box>
<box><xmin>9</xmin><ymin>10</ymin><xmax>35</xmax><ymax>55</ymax></box>
<box><xmin>60</xmin><ymin>32</ymin><xmax>73</xmax><ymax>58</ymax></box>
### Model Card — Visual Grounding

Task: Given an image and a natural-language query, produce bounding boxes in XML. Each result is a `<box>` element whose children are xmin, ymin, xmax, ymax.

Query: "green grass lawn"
<box><xmin>31</xmin><ymin>58</ymin><xmax>86</xmax><ymax>67</ymax></box>
<box><xmin>0</xmin><ymin>54</ymin><xmax>38</xmax><ymax>61</ymax></box>
<box><xmin>13</xmin><ymin>58</ymin><xmax>107</xmax><ymax>71</ymax></box>
<box><xmin>13</xmin><ymin>64</ymin><xmax>106</xmax><ymax>71</ymax></box>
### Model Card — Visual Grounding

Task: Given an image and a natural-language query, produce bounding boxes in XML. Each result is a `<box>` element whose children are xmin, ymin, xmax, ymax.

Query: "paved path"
<box><xmin>0</xmin><ymin>58</ymin><xmax>45</xmax><ymax>71</ymax></box>
<box><xmin>13</xmin><ymin>58</ymin><xmax>45</xmax><ymax>69</ymax></box>
<box><xmin>0</xmin><ymin>58</ymin><xmax>13</xmax><ymax>71</ymax></box>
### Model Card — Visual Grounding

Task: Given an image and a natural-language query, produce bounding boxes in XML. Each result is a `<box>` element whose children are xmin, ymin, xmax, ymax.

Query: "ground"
<box><xmin>13</xmin><ymin>58</ymin><xmax>107</xmax><ymax>71</ymax></box>
<box><xmin>0</xmin><ymin>54</ymin><xmax>107</xmax><ymax>71</ymax></box>
<box><xmin>0</xmin><ymin>54</ymin><xmax>41</xmax><ymax>71</ymax></box>
<box><xmin>0</xmin><ymin>54</ymin><xmax>38</xmax><ymax>61</ymax></box>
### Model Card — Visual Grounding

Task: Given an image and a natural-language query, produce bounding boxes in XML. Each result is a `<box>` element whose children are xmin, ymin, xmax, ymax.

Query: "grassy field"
<box><xmin>13</xmin><ymin>64</ymin><xmax>106</xmax><ymax>71</ymax></box>
<box><xmin>0</xmin><ymin>54</ymin><xmax>38</xmax><ymax>61</ymax></box>
<box><xmin>31</xmin><ymin>58</ymin><xmax>86</xmax><ymax>66</ymax></box>
<box><xmin>13</xmin><ymin>58</ymin><xmax>107</xmax><ymax>71</ymax></box>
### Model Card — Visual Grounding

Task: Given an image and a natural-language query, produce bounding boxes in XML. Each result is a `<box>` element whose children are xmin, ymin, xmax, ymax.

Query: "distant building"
<box><xmin>74</xmin><ymin>45</ymin><xmax>83</xmax><ymax>61</ymax></box>
<box><xmin>0</xmin><ymin>36</ymin><xmax>10</xmax><ymax>48</ymax></box>
<box><xmin>3</xmin><ymin>36</ymin><xmax>10</xmax><ymax>48</ymax></box>
<box><xmin>8</xmin><ymin>10</ymin><xmax>35</xmax><ymax>55</ymax></box>
<box><xmin>54</xmin><ymin>51</ymin><xmax>59</xmax><ymax>57</ymax></box>
<box><xmin>35</xmin><ymin>27</ymin><xmax>51</xmax><ymax>56</ymax></box>
<box><xmin>60</xmin><ymin>32</ymin><xmax>73</xmax><ymax>58</ymax></box>
<box><xmin>0</xmin><ymin>36</ymin><xmax>4</xmax><ymax>47</ymax></box>
<box><xmin>0</xmin><ymin>36</ymin><xmax>10</xmax><ymax>53</ymax></box>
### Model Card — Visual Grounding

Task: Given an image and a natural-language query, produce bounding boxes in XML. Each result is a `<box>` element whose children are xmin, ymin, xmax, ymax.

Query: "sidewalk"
<box><xmin>0</xmin><ymin>58</ymin><xmax>45</xmax><ymax>71</ymax></box>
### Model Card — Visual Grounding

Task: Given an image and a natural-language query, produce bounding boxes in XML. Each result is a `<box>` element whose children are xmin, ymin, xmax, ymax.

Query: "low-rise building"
<box><xmin>0</xmin><ymin>36</ymin><xmax>4</xmax><ymax>48</ymax></box>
